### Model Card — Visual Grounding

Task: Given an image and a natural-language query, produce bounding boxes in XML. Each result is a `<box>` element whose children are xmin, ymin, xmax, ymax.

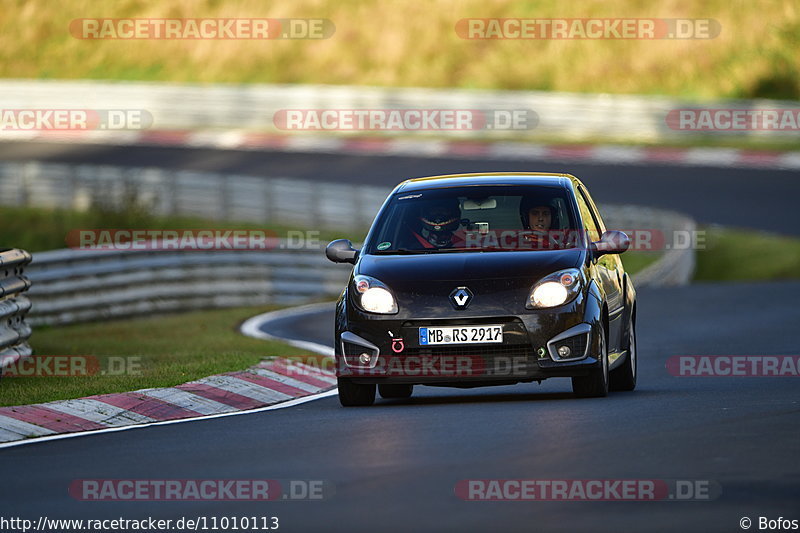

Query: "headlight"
<box><xmin>353</xmin><ymin>275</ymin><xmax>398</xmax><ymax>314</ymax></box>
<box><xmin>532</xmin><ymin>282</ymin><xmax>569</xmax><ymax>307</ymax></box>
<box><xmin>527</xmin><ymin>268</ymin><xmax>582</xmax><ymax>309</ymax></box>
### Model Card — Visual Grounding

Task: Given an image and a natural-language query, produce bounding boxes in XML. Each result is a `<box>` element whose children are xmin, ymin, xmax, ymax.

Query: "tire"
<box><xmin>378</xmin><ymin>384</ymin><xmax>414</xmax><ymax>399</ymax></box>
<box><xmin>337</xmin><ymin>378</ymin><xmax>376</xmax><ymax>407</ymax></box>
<box><xmin>610</xmin><ymin>312</ymin><xmax>637</xmax><ymax>392</ymax></box>
<box><xmin>571</xmin><ymin>324</ymin><xmax>609</xmax><ymax>398</ymax></box>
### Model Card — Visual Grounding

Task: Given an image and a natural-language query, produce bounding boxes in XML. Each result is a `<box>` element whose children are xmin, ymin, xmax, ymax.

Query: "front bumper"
<box><xmin>335</xmin><ymin>308</ymin><xmax>600</xmax><ymax>385</ymax></box>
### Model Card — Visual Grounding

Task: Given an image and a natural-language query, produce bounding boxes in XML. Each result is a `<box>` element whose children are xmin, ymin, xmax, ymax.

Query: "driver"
<box><xmin>411</xmin><ymin>199</ymin><xmax>464</xmax><ymax>249</ymax></box>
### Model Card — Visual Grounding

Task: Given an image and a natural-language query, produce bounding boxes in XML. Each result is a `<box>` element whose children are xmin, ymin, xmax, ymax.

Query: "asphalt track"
<box><xmin>0</xmin><ymin>141</ymin><xmax>798</xmax><ymax>235</ymax></box>
<box><xmin>1</xmin><ymin>283</ymin><xmax>798</xmax><ymax>532</ymax></box>
<box><xmin>1</xmin><ymin>142</ymin><xmax>799</xmax><ymax>532</ymax></box>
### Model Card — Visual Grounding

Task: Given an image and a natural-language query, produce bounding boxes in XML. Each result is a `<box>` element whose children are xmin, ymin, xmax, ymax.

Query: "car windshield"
<box><xmin>365</xmin><ymin>185</ymin><xmax>583</xmax><ymax>254</ymax></box>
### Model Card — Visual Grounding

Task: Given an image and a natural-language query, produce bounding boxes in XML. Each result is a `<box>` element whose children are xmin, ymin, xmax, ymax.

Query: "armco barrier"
<box><xmin>598</xmin><ymin>204</ymin><xmax>697</xmax><ymax>287</ymax></box>
<box><xmin>0</xmin><ymin>249</ymin><xmax>33</xmax><ymax>370</ymax></box>
<box><xmin>25</xmin><ymin>246</ymin><xmax>348</xmax><ymax>325</ymax></box>
<box><xmin>0</xmin><ymin>80</ymin><xmax>797</xmax><ymax>143</ymax></box>
<box><xmin>624</xmin><ymin>209</ymin><xmax>697</xmax><ymax>287</ymax></box>
<box><xmin>0</xmin><ymin>161</ymin><xmax>386</xmax><ymax>231</ymax></box>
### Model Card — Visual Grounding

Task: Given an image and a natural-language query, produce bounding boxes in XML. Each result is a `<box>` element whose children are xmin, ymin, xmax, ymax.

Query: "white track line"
<box><xmin>239</xmin><ymin>302</ymin><xmax>336</xmax><ymax>357</ymax></box>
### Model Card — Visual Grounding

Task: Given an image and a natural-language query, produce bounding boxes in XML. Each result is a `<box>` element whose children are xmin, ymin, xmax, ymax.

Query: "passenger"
<box><xmin>519</xmin><ymin>198</ymin><xmax>557</xmax><ymax>249</ymax></box>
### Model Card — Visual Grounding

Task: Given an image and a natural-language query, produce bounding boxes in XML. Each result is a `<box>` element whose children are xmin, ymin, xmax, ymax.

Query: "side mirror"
<box><xmin>325</xmin><ymin>239</ymin><xmax>359</xmax><ymax>264</ymax></box>
<box><xmin>591</xmin><ymin>230</ymin><xmax>630</xmax><ymax>258</ymax></box>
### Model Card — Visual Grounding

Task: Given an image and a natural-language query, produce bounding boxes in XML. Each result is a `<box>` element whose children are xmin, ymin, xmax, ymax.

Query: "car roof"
<box><xmin>394</xmin><ymin>172</ymin><xmax>578</xmax><ymax>193</ymax></box>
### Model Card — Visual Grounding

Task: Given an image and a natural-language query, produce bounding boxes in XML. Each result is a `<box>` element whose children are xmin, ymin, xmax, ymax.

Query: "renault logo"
<box><xmin>450</xmin><ymin>287</ymin><xmax>473</xmax><ymax>309</ymax></box>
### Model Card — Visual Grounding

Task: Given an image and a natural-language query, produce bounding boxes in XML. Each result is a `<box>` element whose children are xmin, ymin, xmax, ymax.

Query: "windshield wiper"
<box><xmin>372</xmin><ymin>248</ymin><xmax>435</xmax><ymax>255</ymax></box>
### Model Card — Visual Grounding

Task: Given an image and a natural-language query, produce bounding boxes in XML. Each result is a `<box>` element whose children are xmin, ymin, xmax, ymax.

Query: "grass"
<box><xmin>0</xmin><ymin>205</ymin><xmax>367</xmax><ymax>253</ymax></box>
<box><xmin>622</xmin><ymin>251</ymin><xmax>660</xmax><ymax>275</ymax></box>
<box><xmin>0</xmin><ymin>305</ymin><xmax>328</xmax><ymax>407</ymax></box>
<box><xmin>1</xmin><ymin>0</ymin><xmax>798</xmax><ymax>100</ymax></box>
<box><xmin>694</xmin><ymin>226</ymin><xmax>800</xmax><ymax>281</ymax></box>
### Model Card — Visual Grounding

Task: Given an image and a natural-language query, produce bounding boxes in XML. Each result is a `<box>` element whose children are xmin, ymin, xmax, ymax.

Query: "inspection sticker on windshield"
<box><xmin>419</xmin><ymin>325</ymin><xmax>503</xmax><ymax>345</ymax></box>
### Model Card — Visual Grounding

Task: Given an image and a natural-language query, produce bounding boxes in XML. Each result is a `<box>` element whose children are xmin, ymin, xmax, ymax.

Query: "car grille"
<box><xmin>378</xmin><ymin>343</ymin><xmax>535</xmax><ymax>379</ymax></box>
<box><xmin>402</xmin><ymin>343</ymin><xmax>534</xmax><ymax>359</ymax></box>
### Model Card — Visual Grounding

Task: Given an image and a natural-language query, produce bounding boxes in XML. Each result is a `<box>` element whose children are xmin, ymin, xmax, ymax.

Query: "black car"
<box><xmin>325</xmin><ymin>173</ymin><xmax>637</xmax><ymax>406</ymax></box>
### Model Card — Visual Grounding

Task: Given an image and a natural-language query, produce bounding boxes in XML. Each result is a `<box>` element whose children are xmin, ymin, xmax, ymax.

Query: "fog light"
<box><xmin>359</xmin><ymin>353</ymin><xmax>372</xmax><ymax>365</ymax></box>
<box><xmin>557</xmin><ymin>346</ymin><xmax>571</xmax><ymax>358</ymax></box>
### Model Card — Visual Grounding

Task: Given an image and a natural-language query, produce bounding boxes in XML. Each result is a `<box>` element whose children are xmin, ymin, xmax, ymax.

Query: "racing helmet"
<box><xmin>418</xmin><ymin>199</ymin><xmax>461</xmax><ymax>247</ymax></box>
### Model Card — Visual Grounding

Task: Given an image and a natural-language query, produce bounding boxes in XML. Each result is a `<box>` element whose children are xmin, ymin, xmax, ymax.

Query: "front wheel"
<box><xmin>571</xmin><ymin>325</ymin><xmax>609</xmax><ymax>398</ymax></box>
<box><xmin>337</xmin><ymin>378</ymin><xmax>376</xmax><ymax>407</ymax></box>
<box><xmin>610</xmin><ymin>312</ymin><xmax>637</xmax><ymax>391</ymax></box>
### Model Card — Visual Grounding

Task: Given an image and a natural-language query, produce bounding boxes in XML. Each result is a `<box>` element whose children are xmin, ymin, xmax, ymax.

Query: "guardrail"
<box><xmin>621</xmin><ymin>208</ymin><xmax>697</xmax><ymax>287</ymax></box>
<box><xmin>0</xmin><ymin>161</ymin><xmax>385</xmax><ymax>231</ymax></box>
<box><xmin>24</xmin><ymin>204</ymin><xmax>694</xmax><ymax>326</ymax></box>
<box><xmin>0</xmin><ymin>80</ymin><xmax>797</xmax><ymax>143</ymax></box>
<box><xmin>0</xmin><ymin>249</ymin><xmax>33</xmax><ymax>370</ymax></box>
<box><xmin>26</xmin><ymin>246</ymin><xmax>347</xmax><ymax>326</ymax></box>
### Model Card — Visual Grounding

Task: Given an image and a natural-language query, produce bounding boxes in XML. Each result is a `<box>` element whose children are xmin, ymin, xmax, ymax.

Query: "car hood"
<box><xmin>356</xmin><ymin>249</ymin><xmax>584</xmax><ymax>282</ymax></box>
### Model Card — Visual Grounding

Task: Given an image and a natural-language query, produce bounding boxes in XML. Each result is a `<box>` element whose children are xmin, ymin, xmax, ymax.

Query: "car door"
<box><xmin>575</xmin><ymin>185</ymin><xmax>625</xmax><ymax>352</ymax></box>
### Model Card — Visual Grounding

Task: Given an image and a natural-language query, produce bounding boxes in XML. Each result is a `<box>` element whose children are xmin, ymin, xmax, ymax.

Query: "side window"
<box><xmin>576</xmin><ymin>188</ymin><xmax>601</xmax><ymax>243</ymax></box>
<box><xmin>579</xmin><ymin>186</ymin><xmax>607</xmax><ymax>233</ymax></box>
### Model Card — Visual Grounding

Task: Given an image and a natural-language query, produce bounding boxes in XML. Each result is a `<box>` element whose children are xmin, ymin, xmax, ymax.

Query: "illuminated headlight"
<box><xmin>532</xmin><ymin>282</ymin><xmax>569</xmax><ymax>307</ymax></box>
<box><xmin>353</xmin><ymin>275</ymin><xmax>398</xmax><ymax>314</ymax></box>
<box><xmin>527</xmin><ymin>268</ymin><xmax>582</xmax><ymax>309</ymax></box>
<box><xmin>361</xmin><ymin>287</ymin><xmax>396</xmax><ymax>313</ymax></box>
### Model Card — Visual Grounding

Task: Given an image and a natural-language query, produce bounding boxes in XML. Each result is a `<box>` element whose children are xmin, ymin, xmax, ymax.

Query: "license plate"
<box><xmin>419</xmin><ymin>325</ymin><xmax>503</xmax><ymax>345</ymax></box>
